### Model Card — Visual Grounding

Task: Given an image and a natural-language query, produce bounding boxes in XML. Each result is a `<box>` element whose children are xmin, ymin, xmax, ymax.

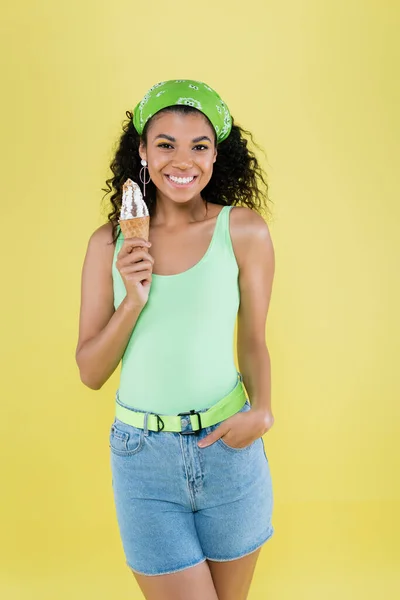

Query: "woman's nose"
<box><xmin>171</xmin><ymin>150</ymin><xmax>193</xmax><ymax>169</ymax></box>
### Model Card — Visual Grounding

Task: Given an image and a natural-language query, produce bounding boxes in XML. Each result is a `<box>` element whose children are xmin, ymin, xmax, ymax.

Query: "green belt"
<box><xmin>115</xmin><ymin>373</ymin><xmax>247</xmax><ymax>434</ymax></box>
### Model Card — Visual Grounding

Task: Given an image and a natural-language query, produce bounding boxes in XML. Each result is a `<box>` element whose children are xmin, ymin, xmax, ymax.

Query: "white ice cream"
<box><xmin>120</xmin><ymin>179</ymin><xmax>149</xmax><ymax>219</ymax></box>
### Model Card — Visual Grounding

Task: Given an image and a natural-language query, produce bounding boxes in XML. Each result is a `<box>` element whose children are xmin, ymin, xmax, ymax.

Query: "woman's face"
<box><xmin>139</xmin><ymin>110</ymin><xmax>217</xmax><ymax>204</ymax></box>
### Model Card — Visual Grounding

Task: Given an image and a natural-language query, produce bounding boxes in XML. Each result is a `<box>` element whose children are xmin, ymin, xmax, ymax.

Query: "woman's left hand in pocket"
<box><xmin>198</xmin><ymin>408</ymin><xmax>274</xmax><ymax>449</ymax></box>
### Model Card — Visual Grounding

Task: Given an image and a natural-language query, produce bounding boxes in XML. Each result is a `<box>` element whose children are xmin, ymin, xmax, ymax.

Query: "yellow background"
<box><xmin>1</xmin><ymin>0</ymin><xmax>399</xmax><ymax>598</ymax></box>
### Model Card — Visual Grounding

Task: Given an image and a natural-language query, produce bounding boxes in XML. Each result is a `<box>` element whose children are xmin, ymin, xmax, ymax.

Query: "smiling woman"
<box><xmin>102</xmin><ymin>81</ymin><xmax>272</xmax><ymax>245</ymax></box>
<box><xmin>153</xmin><ymin>131</ymin><xmax>213</xmax><ymax>188</ymax></box>
<box><xmin>140</xmin><ymin>111</ymin><xmax>217</xmax><ymax>198</ymax></box>
<box><xmin>76</xmin><ymin>79</ymin><xmax>275</xmax><ymax>599</ymax></box>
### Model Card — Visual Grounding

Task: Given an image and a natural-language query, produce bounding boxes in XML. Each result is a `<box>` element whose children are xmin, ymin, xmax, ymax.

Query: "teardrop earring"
<box><xmin>139</xmin><ymin>159</ymin><xmax>151</xmax><ymax>198</ymax></box>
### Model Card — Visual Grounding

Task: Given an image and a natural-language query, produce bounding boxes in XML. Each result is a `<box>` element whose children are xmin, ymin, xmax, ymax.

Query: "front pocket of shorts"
<box><xmin>211</xmin><ymin>398</ymin><xmax>256</xmax><ymax>453</ymax></box>
<box><xmin>217</xmin><ymin>436</ymin><xmax>256</xmax><ymax>453</ymax></box>
<box><xmin>109</xmin><ymin>419</ymin><xmax>144</xmax><ymax>456</ymax></box>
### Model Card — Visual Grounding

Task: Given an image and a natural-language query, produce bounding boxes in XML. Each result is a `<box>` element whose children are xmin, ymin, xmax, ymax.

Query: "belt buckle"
<box><xmin>177</xmin><ymin>409</ymin><xmax>202</xmax><ymax>435</ymax></box>
<box><xmin>154</xmin><ymin>414</ymin><xmax>165</xmax><ymax>432</ymax></box>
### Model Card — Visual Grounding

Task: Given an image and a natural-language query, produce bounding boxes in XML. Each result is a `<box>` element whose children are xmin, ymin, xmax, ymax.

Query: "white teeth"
<box><xmin>169</xmin><ymin>175</ymin><xmax>194</xmax><ymax>184</ymax></box>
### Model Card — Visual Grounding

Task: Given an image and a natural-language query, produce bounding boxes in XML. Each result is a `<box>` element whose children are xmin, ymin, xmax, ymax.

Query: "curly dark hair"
<box><xmin>101</xmin><ymin>105</ymin><xmax>273</xmax><ymax>244</ymax></box>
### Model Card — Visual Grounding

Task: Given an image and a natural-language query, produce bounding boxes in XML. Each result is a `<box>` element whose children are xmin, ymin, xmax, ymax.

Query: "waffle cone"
<box><xmin>119</xmin><ymin>216</ymin><xmax>150</xmax><ymax>242</ymax></box>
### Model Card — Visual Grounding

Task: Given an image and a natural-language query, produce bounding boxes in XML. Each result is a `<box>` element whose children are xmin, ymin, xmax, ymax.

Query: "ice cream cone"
<box><xmin>119</xmin><ymin>215</ymin><xmax>150</xmax><ymax>245</ymax></box>
<box><xmin>119</xmin><ymin>178</ymin><xmax>150</xmax><ymax>250</ymax></box>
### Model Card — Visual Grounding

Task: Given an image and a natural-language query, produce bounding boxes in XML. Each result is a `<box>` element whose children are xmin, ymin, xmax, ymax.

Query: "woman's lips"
<box><xmin>164</xmin><ymin>175</ymin><xmax>198</xmax><ymax>188</ymax></box>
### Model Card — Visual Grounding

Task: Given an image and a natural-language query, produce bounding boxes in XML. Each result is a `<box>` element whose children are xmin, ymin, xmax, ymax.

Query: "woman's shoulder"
<box><xmin>86</xmin><ymin>221</ymin><xmax>116</xmax><ymax>258</ymax></box>
<box><xmin>228</xmin><ymin>206</ymin><xmax>272</xmax><ymax>268</ymax></box>
<box><xmin>229</xmin><ymin>205</ymin><xmax>270</xmax><ymax>240</ymax></box>
<box><xmin>89</xmin><ymin>221</ymin><xmax>114</xmax><ymax>242</ymax></box>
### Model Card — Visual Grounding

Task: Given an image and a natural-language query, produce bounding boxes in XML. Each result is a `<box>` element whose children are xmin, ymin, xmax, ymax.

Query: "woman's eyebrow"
<box><xmin>154</xmin><ymin>134</ymin><xmax>175</xmax><ymax>142</ymax></box>
<box><xmin>193</xmin><ymin>136</ymin><xmax>212</xmax><ymax>143</ymax></box>
<box><xmin>154</xmin><ymin>134</ymin><xmax>212</xmax><ymax>143</ymax></box>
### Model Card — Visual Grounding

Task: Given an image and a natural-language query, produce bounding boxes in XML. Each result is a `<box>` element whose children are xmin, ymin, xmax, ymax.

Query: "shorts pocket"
<box><xmin>109</xmin><ymin>418</ymin><xmax>144</xmax><ymax>456</ymax></box>
<box><xmin>209</xmin><ymin>399</ymin><xmax>257</xmax><ymax>453</ymax></box>
<box><xmin>218</xmin><ymin>436</ymin><xmax>256</xmax><ymax>452</ymax></box>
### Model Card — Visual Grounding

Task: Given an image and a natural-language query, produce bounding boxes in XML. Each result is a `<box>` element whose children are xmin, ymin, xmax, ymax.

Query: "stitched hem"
<box><xmin>126</xmin><ymin>556</ymin><xmax>207</xmax><ymax>577</ymax></box>
<box><xmin>205</xmin><ymin>527</ymin><xmax>274</xmax><ymax>562</ymax></box>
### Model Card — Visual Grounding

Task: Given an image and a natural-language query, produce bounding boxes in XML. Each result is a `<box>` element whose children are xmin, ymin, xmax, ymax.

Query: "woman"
<box><xmin>76</xmin><ymin>79</ymin><xmax>275</xmax><ymax>600</ymax></box>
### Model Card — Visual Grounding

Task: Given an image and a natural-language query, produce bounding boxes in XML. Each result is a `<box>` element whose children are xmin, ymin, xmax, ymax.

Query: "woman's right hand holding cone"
<box><xmin>116</xmin><ymin>238</ymin><xmax>154</xmax><ymax>309</ymax></box>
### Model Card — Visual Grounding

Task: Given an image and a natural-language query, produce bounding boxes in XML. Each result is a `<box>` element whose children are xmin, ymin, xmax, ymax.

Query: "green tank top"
<box><xmin>112</xmin><ymin>205</ymin><xmax>240</xmax><ymax>415</ymax></box>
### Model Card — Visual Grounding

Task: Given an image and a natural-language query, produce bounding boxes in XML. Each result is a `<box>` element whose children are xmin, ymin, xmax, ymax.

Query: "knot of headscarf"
<box><xmin>132</xmin><ymin>79</ymin><xmax>232</xmax><ymax>143</ymax></box>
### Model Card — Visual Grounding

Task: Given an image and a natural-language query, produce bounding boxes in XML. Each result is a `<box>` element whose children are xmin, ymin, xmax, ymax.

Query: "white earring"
<box><xmin>139</xmin><ymin>159</ymin><xmax>151</xmax><ymax>197</ymax></box>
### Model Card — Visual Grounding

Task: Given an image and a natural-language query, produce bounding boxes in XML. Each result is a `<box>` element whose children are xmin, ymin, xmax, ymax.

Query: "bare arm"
<box><xmin>75</xmin><ymin>223</ymin><xmax>143</xmax><ymax>390</ymax></box>
<box><xmin>233</xmin><ymin>208</ymin><xmax>275</xmax><ymax>415</ymax></box>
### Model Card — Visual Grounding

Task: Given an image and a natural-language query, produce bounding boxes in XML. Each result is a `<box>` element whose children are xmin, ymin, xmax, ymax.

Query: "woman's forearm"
<box><xmin>76</xmin><ymin>298</ymin><xmax>143</xmax><ymax>390</ymax></box>
<box><xmin>238</xmin><ymin>344</ymin><xmax>272</xmax><ymax>414</ymax></box>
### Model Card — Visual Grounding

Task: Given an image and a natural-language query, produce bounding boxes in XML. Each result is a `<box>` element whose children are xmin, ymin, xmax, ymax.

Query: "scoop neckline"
<box><xmin>151</xmin><ymin>205</ymin><xmax>227</xmax><ymax>280</ymax></box>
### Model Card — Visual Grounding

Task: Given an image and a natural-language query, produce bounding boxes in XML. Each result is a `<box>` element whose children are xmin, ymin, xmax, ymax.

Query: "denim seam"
<box><xmin>126</xmin><ymin>556</ymin><xmax>207</xmax><ymax>577</ymax></box>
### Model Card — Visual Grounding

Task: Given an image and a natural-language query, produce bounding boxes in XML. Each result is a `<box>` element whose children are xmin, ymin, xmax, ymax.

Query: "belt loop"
<box><xmin>143</xmin><ymin>412</ymin><xmax>149</xmax><ymax>436</ymax></box>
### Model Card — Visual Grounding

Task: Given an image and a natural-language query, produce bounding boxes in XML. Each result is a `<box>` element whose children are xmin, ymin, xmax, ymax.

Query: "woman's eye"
<box><xmin>157</xmin><ymin>143</ymin><xmax>208</xmax><ymax>150</ymax></box>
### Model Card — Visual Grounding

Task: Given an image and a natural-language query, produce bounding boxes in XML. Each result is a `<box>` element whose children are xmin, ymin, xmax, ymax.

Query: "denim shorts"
<box><xmin>109</xmin><ymin>397</ymin><xmax>274</xmax><ymax>576</ymax></box>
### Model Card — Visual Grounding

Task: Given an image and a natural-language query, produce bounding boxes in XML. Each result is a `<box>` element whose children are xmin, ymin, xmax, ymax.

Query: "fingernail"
<box><xmin>198</xmin><ymin>442</ymin><xmax>205</xmax><ymax>447</ymax></box>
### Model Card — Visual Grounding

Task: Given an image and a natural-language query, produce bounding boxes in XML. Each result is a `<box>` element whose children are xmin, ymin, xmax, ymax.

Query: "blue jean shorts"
<box><xmin>109</xmin><ymin>397</ymin><xmax>274</xmax><ymax>576</ymax></box>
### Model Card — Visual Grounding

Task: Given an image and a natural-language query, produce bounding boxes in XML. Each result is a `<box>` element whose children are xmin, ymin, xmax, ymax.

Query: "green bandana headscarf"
<box><xmin>132</xmin><ymin>79</ymin><xmax>232</xmax><ymax>143</ymax></box>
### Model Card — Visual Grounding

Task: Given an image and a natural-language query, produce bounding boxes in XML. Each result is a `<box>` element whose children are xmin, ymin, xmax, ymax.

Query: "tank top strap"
<box><xmin>214</xmin><ymin>204</ymin><xmax>235</xmax><ymax>258</ymax></box>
